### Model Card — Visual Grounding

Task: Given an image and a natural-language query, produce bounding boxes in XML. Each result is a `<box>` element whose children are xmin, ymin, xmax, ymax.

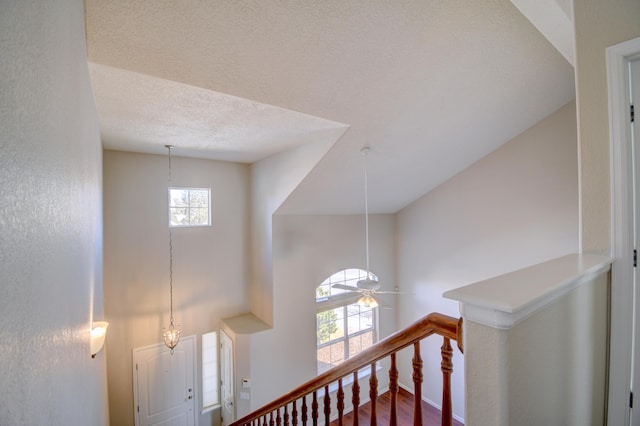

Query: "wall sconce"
<box><xmin>90</xmin><ymin>321</ymin><xmax>109</xmax><ymax>358</ymax></box>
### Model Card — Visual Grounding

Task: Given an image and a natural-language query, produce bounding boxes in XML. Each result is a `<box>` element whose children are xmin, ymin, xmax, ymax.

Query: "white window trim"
<box><xmin>316</xmin><ymin>268</ymin><xmax>379</xmax><ymax>376</ymax></box>
<box><xmin>316</xmin><ymin>303</ymin><xmax>377</xmax><ymax>368</ymax></box>
<box><xmin>169</xmin><ymin>187</ymin><xmax>211</xmax><ymax>228</ymax></box>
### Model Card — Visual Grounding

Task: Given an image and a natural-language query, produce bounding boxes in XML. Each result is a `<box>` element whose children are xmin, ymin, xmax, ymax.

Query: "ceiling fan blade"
<box><xmin>356</xmin><ymin>277</ymin><xmax>380</xmax><ymax>291</ymax></box>
<box><xmin>373</xmin><ymin>296</ymin><xmax>393</xmax><ymax>309</ymax></box>
<box><xmin>333</xmin><ymin>292</ymin><xmax>362</xmax><ymax>303</ymax></box>
<box><xmin>331</xmin><ymin>284</ymin><xmax>362</xmax><ymax>292</ymax></box>
<box><xmin>317</xmin><ymin>291</ymin><xmax>361</xmax><ymax>305</ymax></box>
<box><xmin>375</xmin><ymin>290</ymin><xmax>415</xmax><ymax>295</ymax></box>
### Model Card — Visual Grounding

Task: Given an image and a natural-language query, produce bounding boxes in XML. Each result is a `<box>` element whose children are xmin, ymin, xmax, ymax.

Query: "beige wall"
<box><xmin>396</xmin><ymin>101</ymin><xmax>579</xmax><ymax>420</ymax></box>
<box><xmin>574</xmin><ymin>0</ymin><xmax>640</xmax><ymax>253</ymax></box>
<box><xmin>250</xmin><ymin>136</ymin><xmax>340</xmax><ymax>326</ymax></box>
<box><xmin>464</xmin><ymin>270</ymin><xmax>609</xmax><ymax>425</ymax></box>
<box><xmin>103</xmin><ymin>150</ymin><xmax>250</xmax><ymax>426</ymax></box>
<box><xmin>0</xmin><ymin>0</ymin><xmax>108</xmax><ymax>424</ymax></box>
<box><xmin>246</xmin><ymin>214</ymin><xmax>397</xmax><ymax>410</ymax></box>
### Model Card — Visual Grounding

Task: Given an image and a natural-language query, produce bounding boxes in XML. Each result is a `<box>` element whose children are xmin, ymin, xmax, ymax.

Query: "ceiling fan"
<box><xmin>331</xmin><ymin>277</ymin><xmax>406</xmax><ymax>309</ymax></box>
<box><xmin>332</xmin><ymin>147</ymin><xmax>411</xmax><ymax>309</ymax></box>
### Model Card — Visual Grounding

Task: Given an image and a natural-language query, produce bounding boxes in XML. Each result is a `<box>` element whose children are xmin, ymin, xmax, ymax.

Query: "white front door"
<box><xmin>133</xmin><ymin>335</ymin><xmax>197</xmax><ymax>426</ymax></box>
<box><xmin>220</xmin><ymin>330</ymin><xmax>235</xmax><ymax>426</ymax></box>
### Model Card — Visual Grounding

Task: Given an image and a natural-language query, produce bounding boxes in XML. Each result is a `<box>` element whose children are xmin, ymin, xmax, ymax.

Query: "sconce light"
<box><xmin>90</xmin><ymin>321</ymin><xmax>109</xmax><ymax>358</ymax></box>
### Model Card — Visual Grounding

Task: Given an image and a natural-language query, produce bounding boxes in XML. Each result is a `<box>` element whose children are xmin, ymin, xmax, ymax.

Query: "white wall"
<box><xmin>103</xmin><ymin>150</ymin><xmax>250</xmax><ymax>426</ymax></box>
<box><xmin>395</xmin><ymin>101</ymin><xmax>579</xmax><ymax>419</ymax></box>
<box><xmin>248</xmin><ymin>214</ymin><xmax>397</xmax><ymax>410</ymax></box>
<box><xmin>250</xmin><ymin>136</ymin><xmax>341</xmax><ymax>325</ymax></box>
<box><xmin>464</xmin><ymin>269</ymin><xmax>609</xmax><ymax>425</ymax></box>
<box><xmin>572</xmin><ymin>4</ymin><xmax>640</xmax><ymax>422</ymax></box>
<box><xmin>574</xmin><ymin>0</ymin><xmax>640</xmax><ymax>253</ymax></box>
<box><xmin>0</xmin><ymin>0</ymin><xmax>108</xmax><ymax>424</ymax></box>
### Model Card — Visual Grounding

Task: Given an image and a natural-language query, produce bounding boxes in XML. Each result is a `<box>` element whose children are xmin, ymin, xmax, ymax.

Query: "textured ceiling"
<box><xmin>85</xmin><ymin>0</ymin><xmax>575</xmax><ymax>214</ymax></box>
<box><xmin>89</xmin><ymin>63</ymin><xmax>347</xmax><ymax>162</ymax></box>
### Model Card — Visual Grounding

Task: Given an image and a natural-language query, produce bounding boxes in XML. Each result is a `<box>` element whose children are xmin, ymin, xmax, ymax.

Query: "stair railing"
<box><xmin>229</xmin><ymin>312</ymin><xmax>463</xmax><ymax>426</ymax></box>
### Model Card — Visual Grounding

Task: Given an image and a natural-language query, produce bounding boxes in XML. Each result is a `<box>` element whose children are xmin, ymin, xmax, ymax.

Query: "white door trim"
<box><xmin>608</xmin><ymin>35</ymin><xmax>640</xmax><ymax>426</ymax></box>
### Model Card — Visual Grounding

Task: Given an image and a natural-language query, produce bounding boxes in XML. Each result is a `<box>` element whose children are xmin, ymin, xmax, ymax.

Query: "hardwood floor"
<box><xmin>329</xmin><ymin>387</ymin><xmax>463</xmax><ymax>426</ymax></box>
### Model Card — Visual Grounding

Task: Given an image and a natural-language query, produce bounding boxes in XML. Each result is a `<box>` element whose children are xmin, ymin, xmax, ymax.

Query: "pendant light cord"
<box><xmin>166</xmin><ymin>145</ymin><xmax>175</xmax><ymax>327</ymax></box>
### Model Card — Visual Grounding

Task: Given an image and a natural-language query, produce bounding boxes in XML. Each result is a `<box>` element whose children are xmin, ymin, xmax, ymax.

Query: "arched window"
<box><xmin>316</xmin><ymin>268</ymin><xmax>378</xmax><ymax>375</ymax></box>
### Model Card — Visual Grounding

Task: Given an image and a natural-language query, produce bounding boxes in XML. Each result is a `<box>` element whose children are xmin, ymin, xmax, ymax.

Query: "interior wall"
<box><xmin>0</xmin><ymin>0</ymin><xmax>108</xmax><ymax>424</ymax></box>
<box><xmin>248</xmin><ymin>214</ymin><xmax>397</xmax><ymax>410</ymax></box>
<box><xmin>250</xmin><ymin>136</ymin><xmax>340</xmax><ymax>325</ymax></box>
<box><xmin>464</xmin><ymin>270</ymin><xmax>609</xmax><ymax>425</ymax></box>
<box><xmin>508</xmin><ymin>271</ymin><xmax>608</xmax><ymax>424</ymax></box>
<box><xmin>103</xmin><ymin>150</ymin><xmax>250</xmax><ymax>426</ymax></box>
<box><xmin>574</xmin><ymin>0</ymin><xmax>640</xmax><ymax>253</ymax></box>
<box><xmin>395</xmin><ymin>100</ymin><xmax>579</xmax><ymax>420</ymax></box>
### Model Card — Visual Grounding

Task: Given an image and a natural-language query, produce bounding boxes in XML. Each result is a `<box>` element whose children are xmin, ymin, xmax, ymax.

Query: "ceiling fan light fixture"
<box><xmin>357</xmin><ymin>294</ymin><xmax>378</xmax><ymax>308</ymax></box>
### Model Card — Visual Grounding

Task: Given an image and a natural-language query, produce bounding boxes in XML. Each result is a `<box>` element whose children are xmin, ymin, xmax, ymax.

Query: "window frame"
<box><xmin>168</xmin><ymin>187</ymin><xmax>211</xmax><ymax>228</ymax></box>
<box><xmin>315</xmin><ymin>268</ymin><xmax>379</xmax><ymax>376</ymax></box>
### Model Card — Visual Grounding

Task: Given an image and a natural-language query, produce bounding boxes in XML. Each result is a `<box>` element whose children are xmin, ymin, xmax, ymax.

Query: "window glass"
<box><xmin>316</xmin><ymin>269</ymin><xmax>378</xmax><ymax>375</ymax></box>
<box><xmin>202</xmin><ymin>331</ymin><xmax>219</xmax><ymax>408</ymax></box>
<box><xmin>169</xmin><ymin>187</ymin><xmax>211</xmax><ymax>227</ymax></box>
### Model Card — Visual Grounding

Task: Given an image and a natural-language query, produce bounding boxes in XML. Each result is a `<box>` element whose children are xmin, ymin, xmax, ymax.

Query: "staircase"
<box><xmin>229</xmin><ymin>312</ymin><xmax>463</xmax><ymax>426</ymax></box>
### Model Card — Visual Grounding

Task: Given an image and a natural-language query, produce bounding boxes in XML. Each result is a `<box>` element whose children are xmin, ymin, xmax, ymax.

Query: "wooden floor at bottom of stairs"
<box><xmin>329</xmin><ymin>387</ymin><xmax>464</xmax><ymax>426</ymax></box>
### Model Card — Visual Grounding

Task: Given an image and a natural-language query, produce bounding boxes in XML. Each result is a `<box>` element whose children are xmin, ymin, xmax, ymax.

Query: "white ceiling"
<box><xmin>88</xmin><ymin>63</ymin><xmax>348</xmax><ymax>163</ymax></box>
<box><xmin>85</xmin><ymin>0</ymin><xmax>575</xmax><ymax>215</ymax></box>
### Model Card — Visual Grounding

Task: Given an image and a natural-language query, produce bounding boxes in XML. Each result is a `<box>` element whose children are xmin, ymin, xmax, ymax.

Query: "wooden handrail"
<box><xmin>230</xmin><ymin>312</ymin><xmax>463</xmax><ymax>426</ymax></box>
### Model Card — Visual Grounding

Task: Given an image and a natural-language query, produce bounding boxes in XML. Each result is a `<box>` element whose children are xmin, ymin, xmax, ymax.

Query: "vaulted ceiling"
<box><xmin>86</xmin><ymin>0</ymin><xmax>575</xmax><ymax>214</ymax></box>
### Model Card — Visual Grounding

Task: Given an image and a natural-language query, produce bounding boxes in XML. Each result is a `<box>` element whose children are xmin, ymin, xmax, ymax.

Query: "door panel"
<box><xmin>134</xmin><ymin>336</ymin><xmax>197</xmax><ymax>426</ymax></box>
<box><xmin>220</xmin><ymin>330</ymin><xmax>234</xmax><ymax>426</ymax></box>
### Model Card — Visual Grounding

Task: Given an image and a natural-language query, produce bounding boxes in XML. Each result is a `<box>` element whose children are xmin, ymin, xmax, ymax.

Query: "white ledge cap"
<box><xmin>443</xmin><ymin>254</ymin><xmax>612</xmax><ymax>329</ymax></box>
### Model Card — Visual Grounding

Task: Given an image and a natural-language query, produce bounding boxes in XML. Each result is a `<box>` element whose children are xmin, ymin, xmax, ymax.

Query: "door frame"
<box><xmin>608</xmin><ymin>36</ymin><xmax>640</xmax><ymax>426</ymax></box>
<box><xmin>132</xmin><ymin>335</ymin><xmax>198</xmax><ymax>426</ymax></box>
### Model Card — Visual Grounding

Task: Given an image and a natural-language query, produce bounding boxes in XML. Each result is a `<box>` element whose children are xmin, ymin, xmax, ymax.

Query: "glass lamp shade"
<box><xmin>90</xmin><ymin>321</ymin><xmax>109</xmax><ymax>358</ymax></box>
<box><xmin>357</xmin><ymin>294</ymin><xmax>378</xmax><ymax>308</ymax></box>
<box><xmin>163</xmin><ymin>323</ymin><xmax>181</xmax><ymax>352</ymax></box>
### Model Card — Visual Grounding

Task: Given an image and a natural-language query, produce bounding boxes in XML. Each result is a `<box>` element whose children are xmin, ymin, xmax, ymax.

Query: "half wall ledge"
<box><xmin>443</xmin><ymin>253</ymin><xmax>612</xmax><ymax>330</ymax></box>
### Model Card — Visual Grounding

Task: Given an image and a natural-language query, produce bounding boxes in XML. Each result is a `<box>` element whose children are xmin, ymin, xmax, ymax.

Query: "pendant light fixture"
<box><xmin>163</xmin><ymin>145</ymin><xmax>181</xmax><ymax>353</ymax></box>
<box><xmin>357</xmin><ymin>147</ymin><xmax>379</xmax><ymax>309</ymax></box>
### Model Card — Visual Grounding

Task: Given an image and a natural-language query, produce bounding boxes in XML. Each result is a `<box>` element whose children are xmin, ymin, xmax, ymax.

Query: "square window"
<box><xmin>169</xmin><ymin>187</ymin><xmax>211</xmax><ymax>227</ymax></box>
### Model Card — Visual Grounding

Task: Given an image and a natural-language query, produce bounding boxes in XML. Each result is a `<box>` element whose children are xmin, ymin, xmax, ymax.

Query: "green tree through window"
<box><xmin>316</xmin><ymin>269</ymin><xmax>378</xmax><ymax>374</ymax></box>
<box><xmin>316</xmin><ymin>286</ymin><xmax>338</xmax><ymax>344</ymax></box>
